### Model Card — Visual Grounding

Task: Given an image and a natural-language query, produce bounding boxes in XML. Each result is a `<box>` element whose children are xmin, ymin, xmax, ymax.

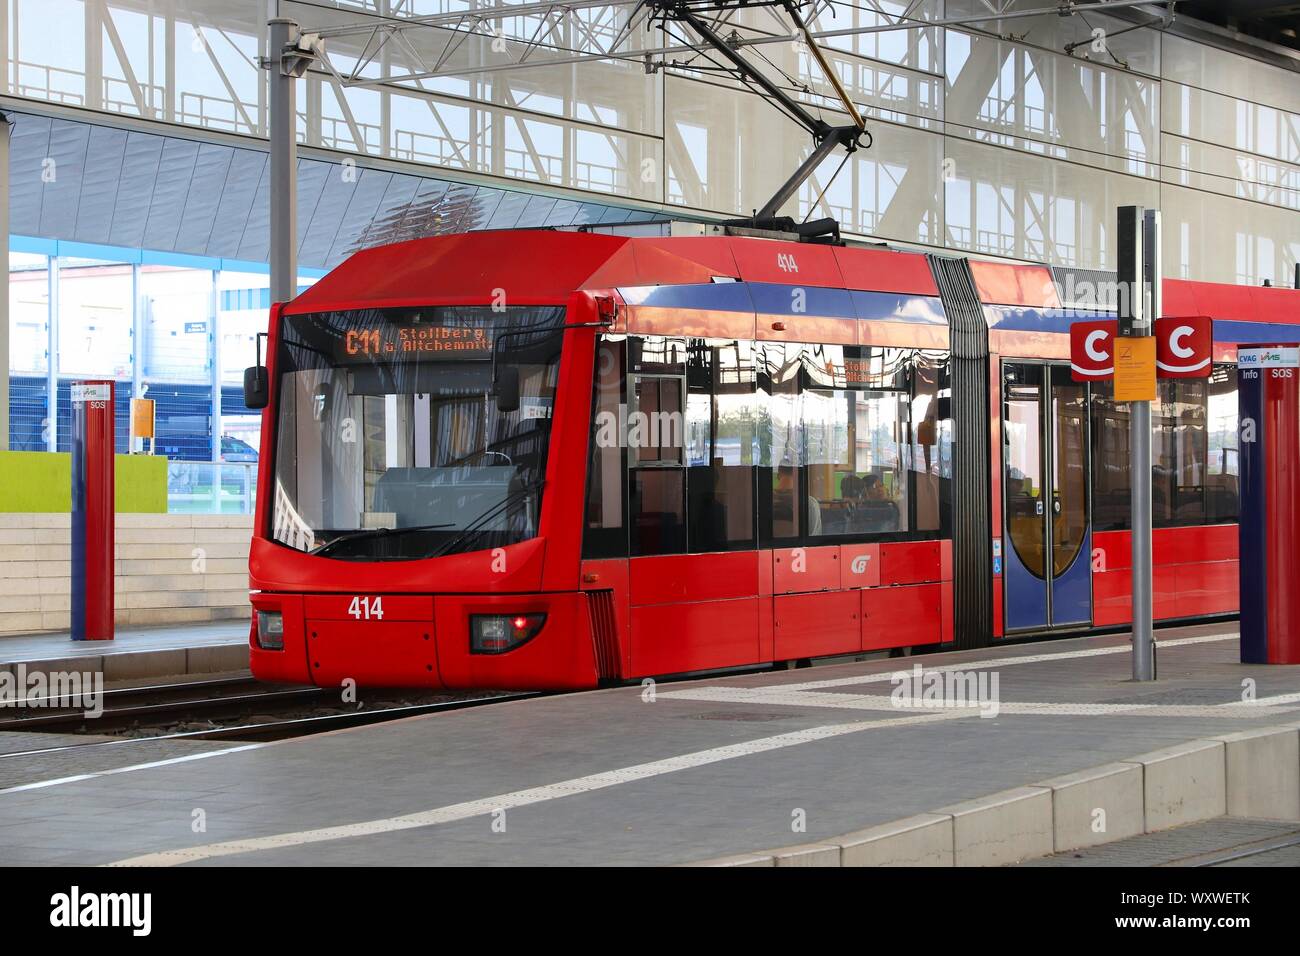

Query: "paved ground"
<box><xmin>1</xmin><ymin>622</ymin><xmax>1298</xmax><ymax>866</ymax></box>
<box><xmin>0</xmin><ymin>621</ymin><xmax>249</xmax><ymax>681</ymax></box>
<box><xmin>0</xmin><ymin>732</ymin><xmax>235</xmax><ymax>794</ymax></box>
<box><xmin>1025</xmin><ymin>818</ymin><xmax>1300</xmax><ymax>867</ymax></box>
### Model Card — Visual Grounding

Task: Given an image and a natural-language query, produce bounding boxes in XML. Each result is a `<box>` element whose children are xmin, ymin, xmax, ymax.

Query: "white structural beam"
<box><xmin>297</xmin><ymin>0</ymin><xmax>1173</xmax><ymax>88</ymax></box>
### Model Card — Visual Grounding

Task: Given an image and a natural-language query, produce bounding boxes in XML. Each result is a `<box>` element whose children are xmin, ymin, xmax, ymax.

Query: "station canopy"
<box><xmin>6</xmin><ymin>109</ymin><xmax>658</xmax><ymax>271</ymax></box>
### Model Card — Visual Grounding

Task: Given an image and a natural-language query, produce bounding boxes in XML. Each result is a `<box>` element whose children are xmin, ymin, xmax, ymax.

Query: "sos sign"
<box><xmin>1070</xmin><ymin>315</ymin><xmax>1212</xmax><ymax>382</ymax></box>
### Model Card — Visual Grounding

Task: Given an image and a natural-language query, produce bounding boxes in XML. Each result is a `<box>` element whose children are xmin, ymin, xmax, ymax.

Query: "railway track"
<box><xmin>0</xmin><ymin>675</ymin><xmax>328</xmax><ymax>733</ymax></box>
<box><xmin>1185</xmin><ymin>830</ymin><xmax>1300</xmax><ymax>867</ymax></box>
<box><xmin>0</xmin><ymin>688</ymin><xmax>541</xmax><ymax>760</ymax></box>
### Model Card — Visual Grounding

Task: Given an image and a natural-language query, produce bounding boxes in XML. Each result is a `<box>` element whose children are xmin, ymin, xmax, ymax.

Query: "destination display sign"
<box><xmin>334</xmin><ymin>321</ymin><xmax>494</xmax><ymax>362</ymax></box>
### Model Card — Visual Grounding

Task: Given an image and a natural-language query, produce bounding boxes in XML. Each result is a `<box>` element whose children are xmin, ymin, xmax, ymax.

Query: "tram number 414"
<box><xmin>348</xmin><ymin>596</ymin><xmax>384</xmax><ymax>620</ymax></box>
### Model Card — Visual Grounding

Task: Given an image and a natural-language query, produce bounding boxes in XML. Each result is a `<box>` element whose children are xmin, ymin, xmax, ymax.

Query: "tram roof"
<box><xmin>284</xmin><ymin>227</ymin><xmax>1300</xmax><ymax>333</ymax></box>
<box><xmin>283</xmin><ymin>228</ymin><xmax>941</xmax><ymax>314</ymax></box>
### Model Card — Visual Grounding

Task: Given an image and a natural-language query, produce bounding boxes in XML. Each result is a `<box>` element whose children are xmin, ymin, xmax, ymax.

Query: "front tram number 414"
<box><xmin>349</xmin><ymin>596</ymin><xmax>384</xmax><ymax>620</ymax></box>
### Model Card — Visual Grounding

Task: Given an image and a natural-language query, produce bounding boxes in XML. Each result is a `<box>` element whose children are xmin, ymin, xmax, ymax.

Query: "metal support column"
<box><xmin>1118</xmin><ymin>204</ymin><xmax>1156</xmax><ymax>682</ymax></box>
<box><xmin>130</xmin><ymin>261</ymin><xmax>143</xmax><ymax>405</ymax></box>
<box><xmin>46</xmin><ymin>255</ymin><xmax>59</xmax><ymax>452</ymax></box>
<box><xmin>0</xmin><ymin>113</ymin><xmax>11</xmax><ymax>451</ymax></box>
<box><xmin>210</xmin><ymin>268</ymin><xmax>221</xmax><ymax>463</ymax></box>
<box><xmin>268</xmin><ymin>9</ymin><xmax>299</xmax><ymax>305</ymax></box>
<box><xmin>1137</xmin><ymin>208</ymin><xmax>1161</xmax><ymax>680</ymax></box>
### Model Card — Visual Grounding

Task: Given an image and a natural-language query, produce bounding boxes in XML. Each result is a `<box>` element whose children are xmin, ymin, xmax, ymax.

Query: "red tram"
<box><xmin>244</xmin><ymin>228</ymin><xmax>1297</xmax><ymax>689</ymax></box>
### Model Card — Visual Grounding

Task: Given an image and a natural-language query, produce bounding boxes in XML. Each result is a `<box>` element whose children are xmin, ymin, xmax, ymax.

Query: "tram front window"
<box><xmin>270</xmin><ymin>305</ymin><xmax>564</xmax><ymax>561</ymax></box>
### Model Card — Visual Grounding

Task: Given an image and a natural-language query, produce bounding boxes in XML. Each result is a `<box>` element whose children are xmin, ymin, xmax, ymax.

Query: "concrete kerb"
<box><xmin>1038</xmin><ymin>761</ymin><xmax>1145</xmax><ymax>853</ymax></box>
<box><xmin>1129</xmin><ymin>739</ymin><xmax>1227</xmax><ymax>832</ymax></box>
<box><xmin>839</xmin><ymin>813</ymin><xmax>955</xmax><ymax>866</ymax></box>
<box><xmin>772</xmin><ymin>843</ymin><xmax>841</xmax><ymax>867</ymax></box>
<box><xmin>1</xmin><ymin>644</ymin><xmax>250</xmax><ymax>683</ymax></box>
<box><xmin>1211</xmin><ymin>724</ymin><xmax>1300</xmax><ymax>822</ymax></box>
<box><xmin>689</xmin><ymin>722</ymin><xmax>1300</xmax><ymax>867</ymax></box>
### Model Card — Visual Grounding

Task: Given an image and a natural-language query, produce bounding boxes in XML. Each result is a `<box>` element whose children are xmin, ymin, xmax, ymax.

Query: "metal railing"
<box><xmin>14</xmin><ymin>61</ymin><xmax>85</xmax><ymax>105</ymax></box>
<box><xmin>166</xmin><ymin>462</ymin><xmax>257</xmax><ymax>515</ymax></box>
<box><xmin>103</xmin><ymin>78</ymin><xmax>166</xmax><ymax>117</ymax></box>
<box><xmin>179</xmin><ymin>91</ymin><xmax>261</xmax><ymax>135</ymax></box>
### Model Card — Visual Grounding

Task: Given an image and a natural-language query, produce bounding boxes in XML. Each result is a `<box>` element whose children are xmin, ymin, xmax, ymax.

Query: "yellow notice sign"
<box><xmin>1114</xmin><ymin>336</ymin><xmax>1156</xmax><ymax>402</ymax></box>
<box><xmin>130</xmin><ymin>398</ymin><xmax>156</xmax><ymax>439</ymax></box>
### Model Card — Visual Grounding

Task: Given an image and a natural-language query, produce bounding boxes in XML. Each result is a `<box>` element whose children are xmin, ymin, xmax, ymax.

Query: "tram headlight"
<box><xmin>470</xmin><ymin>613</ymin><xmax>546</xmax><ymax>654</ymax></box>
<box><xmin>256</xmin><ymin>610</ymin><xmax>285</xmax><ymax>650</ymax></box>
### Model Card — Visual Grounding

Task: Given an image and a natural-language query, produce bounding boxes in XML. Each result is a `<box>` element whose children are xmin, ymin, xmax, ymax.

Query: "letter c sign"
<box><xmin>1070</xmin><ymin>318</ymin><xmax>1117</xmax><ymax>381</ymax></box>
<box><xmin>1155</xmin><ymin>315</ymin><xmax>1212</xmax><ymax>377</ymax></box>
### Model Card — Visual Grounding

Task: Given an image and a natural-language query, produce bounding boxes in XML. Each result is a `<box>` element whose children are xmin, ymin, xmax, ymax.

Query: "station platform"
<box><xmin>2</xmin><ymin>621</ymin><xmax>1299</xmax><ymax>866</ymax></box>
<box><xmin>0</xmin><ymin>621</ymin><xmax>249</xmax><ymax>682</ymax></box>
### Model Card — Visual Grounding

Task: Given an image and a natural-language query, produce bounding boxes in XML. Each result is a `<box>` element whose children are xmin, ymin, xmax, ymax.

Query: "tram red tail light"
<box><xmin>256</xmin><ymin>611</ymin><xmax>285</xmax><ymax>650</ymax></box>
<box><xmin>470</xmin><ymin>613</ymin><xmax>546</xmax><ymax>654</ymax></box>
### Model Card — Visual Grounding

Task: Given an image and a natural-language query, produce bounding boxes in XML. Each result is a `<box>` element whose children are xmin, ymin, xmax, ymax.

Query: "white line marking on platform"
<box><xmin>106</xmin><ymin>711</ymin><xmax>970</xmax><ymax>866</ymax></box>
<box><xmin>656</xmin><ymin>685</ymin><xmax>1300</xmax><ymax>719</ymax></box>
<box><xmin>0</xmin><ymin>744</ymin><xmax>266</xmax><ymax>795</ymax></box>
<box><xmin>1222</xmin><ymin>691</ymin><xmax>1300</xmax><ymax>708</ymax></box>
<box><xmin>766</xmin><ymin>633</ymin><xmax>1235</xmax><ymax>693</ymax></box>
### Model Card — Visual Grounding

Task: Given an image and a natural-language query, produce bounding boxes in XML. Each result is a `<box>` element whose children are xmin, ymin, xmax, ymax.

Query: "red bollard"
<box><xmin>71</xmin><ymin>380</ymin><xmax>115</xmax><ymax>641</ymax></box>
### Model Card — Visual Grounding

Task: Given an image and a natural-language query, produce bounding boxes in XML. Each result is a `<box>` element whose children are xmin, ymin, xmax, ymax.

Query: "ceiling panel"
<box><xmin>5</xmin><ymin>110</ymin><xmax>655</xmax><ymax>269</ymax></box>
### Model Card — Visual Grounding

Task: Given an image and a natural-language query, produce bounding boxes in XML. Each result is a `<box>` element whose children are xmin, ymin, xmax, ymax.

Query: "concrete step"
<box><xmin>0</xmin><ymin>621</ymin><xmax>251</xmax><ymax>681</ymax></box>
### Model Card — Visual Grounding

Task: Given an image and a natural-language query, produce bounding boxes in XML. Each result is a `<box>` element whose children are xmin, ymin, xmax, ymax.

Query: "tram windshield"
<box><xmin>270</xmin><ymin>305</ymin><xmax>565</xmax><ymax>561</ymax></box>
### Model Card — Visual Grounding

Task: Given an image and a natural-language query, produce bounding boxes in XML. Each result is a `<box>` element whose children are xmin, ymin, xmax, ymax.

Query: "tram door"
<box><xmin>1002</xmin><ymin>362</ymin><xmax>1092</xmax><ymax>630</ymax></box>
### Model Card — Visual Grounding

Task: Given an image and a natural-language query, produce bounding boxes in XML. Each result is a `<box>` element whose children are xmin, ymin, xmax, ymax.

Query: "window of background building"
<box><xmin>139</xmin><ymin>265</ymin><xmax>215</xmax><ymax>462</ymax></box>
<box><xmin>217</xmin><ymin>271</ymin><xmax>279</xmax><ymax>462</ymax></box>
<box><xmin>8</xmin><ymin>247</ymin><xmax>317</xmax><ymax>468</ymax></box>
<box><xmin>53</xmin><ymin>255</ymin><xmax>134</xmax><ymax>455</ymax></box>
<box><xmin>8</xmin><ymin>251</ymin><xmax>51</xmax><ymax>451</ymax></box>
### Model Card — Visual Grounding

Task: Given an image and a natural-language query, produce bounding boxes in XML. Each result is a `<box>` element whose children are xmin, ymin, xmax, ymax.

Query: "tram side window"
<box><xmin>583</xmin><ymin>337</ymin><xmax>628</xmax><ymax>558</ymax></box>
<box><xmin>764</xmin><ymin>342</ymin><xmax>804</xmax><ymax>540</ymax></box>
<box><xmin>909</xmin><ymin>353</ymin><xmax>951</xmax><ymax>536</ymax></box>
<box><xmin>628</xmin><ymin>338</ymin><xmax>761</xmax><ymax>556</ymax></box>
<box><xmin>686</xmin><ymin>340</ymin><xmax>757</xmax><ymax>553</ymax></box>
<box><xmin>803</xmin><ymin>387</ymin><xmax>912</xmax><ymax>536</ymax></box>
<box><xmin>1091</xmin><ymin>366</ymin><xmax>1235</xmax><ymax>531</ymax></box>
<box><xmin>628</xmin><ymin>336</ymin><xmax>688</xmax><ymax>556</ymax></box>
<box><xmin>761</xmin><ymin>345</ymin><xmax>951</xmax><ymax>544</ymax></box>
<box><xmin>1152</xmin><ymin>379</ymin><xmax>1207</xmax><ymax>526</ymax></box>
<box><xmin>1090</xmin><ymin>381</ymin><xmax>1130</xmax><ymax>532</ymax></box>
<box><xmin>1206</xmin><ymin>366</ymin><xmax>1239</xmax><ymax>523</ymax></box>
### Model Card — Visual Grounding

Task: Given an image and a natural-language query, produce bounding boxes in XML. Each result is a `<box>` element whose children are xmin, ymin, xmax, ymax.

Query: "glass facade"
<box><xmin>5</xmin><ymin>240</ymin><xmax>321</xmax><ymax>471</ymax></box>
<box><xmin>0</xmin><ymin>1</ymin><xmax>1296</xmax><ymax>282</ymax></box>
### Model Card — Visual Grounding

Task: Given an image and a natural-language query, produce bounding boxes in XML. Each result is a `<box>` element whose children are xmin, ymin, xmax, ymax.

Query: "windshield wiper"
<box><xmin>421</xmin><ymin>482</ymin><xmax>543</xmax><ymax>560</ymax></box>
<box><xmin>311</xmin><ymin>523</ymin><xmax>455</xmax><ymax>558</ymax></box>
